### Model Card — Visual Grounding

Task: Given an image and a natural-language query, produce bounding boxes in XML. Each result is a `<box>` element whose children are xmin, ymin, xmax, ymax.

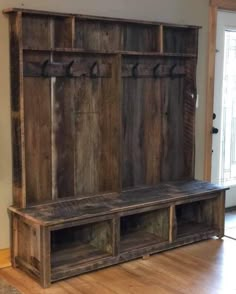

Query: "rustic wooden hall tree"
<box><xmin>4</xmin><ymin>8</ymin><xmax>227</xmax><ymax>288</ymax></box>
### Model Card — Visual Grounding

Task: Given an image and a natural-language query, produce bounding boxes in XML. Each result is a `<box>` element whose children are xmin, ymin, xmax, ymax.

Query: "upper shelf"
<box><xmin>5</xmin><ymin>8</ymin><xmax>200</xmax><ymax>56</ymax></box>
<box><xmin>23</xmin><ymin>47</ymin><xmax>198</xmax><ymax>58</ymax></box>
<box><xmin>3</xmin><ymin>7</ymin><xmax>201</xmax><ymax>30</ymax></box>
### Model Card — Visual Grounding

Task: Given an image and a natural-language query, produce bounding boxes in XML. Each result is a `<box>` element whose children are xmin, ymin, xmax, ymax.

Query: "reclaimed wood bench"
<box><xmin>9</xmin><ymin>180</ymin><xmax>227</xmax><ymax>287</ymax></box>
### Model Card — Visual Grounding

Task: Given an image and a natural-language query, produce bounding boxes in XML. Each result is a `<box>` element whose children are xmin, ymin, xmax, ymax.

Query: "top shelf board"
<box><xmin>3</xmin><ymin>7</ymin><xmax>201</xmax><ymax>29</ymax></box>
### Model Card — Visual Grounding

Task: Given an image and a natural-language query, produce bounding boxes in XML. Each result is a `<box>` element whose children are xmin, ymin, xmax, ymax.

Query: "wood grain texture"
<box><xmin>24</xmin><ymin>78</ymin><xmax>52</xmax><ymax>204</ymax></box>
<box><xmin>163</xmin><ymin>27</ymin><xmax>198</xmax><ymax>54</ymax></box>
<box><xmin>54</xmin><ymin>17</ymin><xmax>74</xmax><ymax>48</ymax></box>
<box><xmin>52</xmin><ymin>78</ymin><xmax>75</xmax><ymax>199</ymax></box>
<box><xmin>10</xmin><ymin>12</ymin><xmax>26</xmax><ymax>208</ymax></box>
<box><xmin>0</xmin><ymin>249</ymin><xmax>11</xmax><ymax>269</ymax></box>
<box><xmin>2</xmin><ymin>238</ymin><xmax>236</xmax><ymax>294</ymax></box>
<box><xmin>51</xmin><ymin>54</ymin><xmax>120</xmax><ymax>198</ymax></box>
<box><xmin>22</xmin><ymin>15</ymin><xmax>51</xmax><ymax>49</ymax></box>
<box><xmin>122</xmin><ymin>57</ymin><xmax>161</xmax><ymax>188</ymax></box>
<box><xmin>75</xmin><ymin>20</ymin><xmax>122</xmax><ymax>51</ymax></box>
<box><xmin>9</xmin><ymin>181</ymin><xmax>227</xmax><ymax>226</ymax></box>
<box><xmin>6</xmin><ymin>8</ymin><xmax>221</xmax><ymax>288</ymax></box>
<box><xmin>161</xmin><ymin>66</ymin><xmax>185</xmax><ymax>181</ymax></box>
<box><xmin>123</xmin><ymin>24</ymin><xmax>159</xmax><ymax>52</ymax></box>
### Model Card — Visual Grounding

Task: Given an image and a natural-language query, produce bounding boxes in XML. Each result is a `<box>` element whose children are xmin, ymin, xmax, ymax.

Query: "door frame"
<box><xmin>204</xmin><ymin>0</ymin><xmax>236</xmax><ymax>180</ymax></box>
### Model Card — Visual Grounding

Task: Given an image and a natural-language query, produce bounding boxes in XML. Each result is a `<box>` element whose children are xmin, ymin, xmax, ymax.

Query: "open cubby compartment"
<box><xmin>51</xmin><ymin>219</ymin><xmax>113</xmax><ymax>270</ymax></box>
<box><xmin>175</xmin><ymin>196</ymin><xmax>219</xmax><ymax>239</ymax></box>
<box><xmin>75</xmin><ymin>19</ymin><xmax>122</xmax><ymax>51</ymax></box>
<box><xmin>122</xmin><ymin>23</ymin><xmax>160</xmax><ymax>52</ymax></box>
<box><xmin>22</xmin><ymin>13</ymin><xmax>74</xmax><ymax>49</ymax></box>
<box><xmin>22</xmin><ymin>13</ymin><xmax>52</xmax><ymax>49</ymax></box>
<box><xmin>120</xmin><ymin>207</ymin><xmax>169</xmax><ymax>252</ymax></box>
<box><xmin>163</xmin><ymin>26</ymin><xmax>198</xmax><ymax>54</ymax></box>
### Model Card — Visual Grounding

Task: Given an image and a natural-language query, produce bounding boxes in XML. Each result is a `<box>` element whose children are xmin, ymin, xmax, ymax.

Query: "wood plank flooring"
<box><xmin>1</xmin><ymin>238</ymin><xmax>236</xmax><ymax>293</ymax></box>
<box><xmin>0</xmin><ymin>249</ymin><xmax>10</xmax><ymax>269</ymax></box>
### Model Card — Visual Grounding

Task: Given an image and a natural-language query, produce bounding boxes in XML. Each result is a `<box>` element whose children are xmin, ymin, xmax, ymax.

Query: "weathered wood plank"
<box><xmin>123</xmin><ymin>24</ymin><xmax>159</xmax><ymax>52</ymax></box>
<box><xmin>4</xmin><ymin>8</ymin><xmax>201</xmax><ymax>30</ymax></box>
<box><xmin>54</xmin><ymin>17</ymin><xmax>74</xmax><ymax>48</ymax></box>
<box><xmin>75</xmin><ymin>20</ymin><xmax>122</xmax><ymax>51</ymax></box>
<box><xmin>75</xmin><ymin>113</ymin><xmax>100</xmax><ymax>195</ymax></box>
<box><xmin>40</xmin><ymin>226</ymin><xmax>51</xmax><ymax>288</ymax></box>
<box><xmin>22</xmin><ymin>15</ymin><xmax>51</xmax><ymax>49</ymax></box>
<box><xmin>9</xmin><ymin>12</ymin><xmax>26</xmax><ymax>208</ymax></box>
<box><xmin>161</xmin><ymin>60</ymin><xmax>186</xmax><ymax>181</ymax></box>
<box><xmin>24</xmin><ymin>78</ymin><xmax>52</xmax><ymax>204</ymax></box>
<box><xmin>9</xmin><ymin>181</ymin><xmax>228</xmax><ymax>226</ymax></box>
<box><xmin>122</xmin><ymin>58</ymin><xmax>161</xmax><ymax>188</ymax></box>
<box><xmin>52</xmin><ymin>78</ymin><xmax>75</xmax><ymax>199</ymax></box>
<box><xmin>163</xmin><ymin>27</ymin><xmax>198</xmax><ymax>54</ymax></box>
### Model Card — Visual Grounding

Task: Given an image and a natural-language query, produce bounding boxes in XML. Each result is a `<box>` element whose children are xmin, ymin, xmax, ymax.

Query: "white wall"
<box><xmin>0</xmin><ymin>0</ymin><xmax>209</xmax><ymax>249</ymax></box>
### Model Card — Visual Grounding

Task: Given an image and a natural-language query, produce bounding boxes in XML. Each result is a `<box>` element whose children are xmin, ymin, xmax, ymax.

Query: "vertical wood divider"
<box><xmin>169</xmin><ymin>205</ymin><xmax>176</xmax><ymax>243</ymax></box>
<box><xmin>117</xmin><ymin>54</ymin><xmax>123</xmax><ymax>192</ymax></box>
<box><xmin>10</xmin><ymin>11</ymin><xmax>26</xmax><ymax>208</ymax></box>
<box><xmin>71</xmin><ymin>16</ymin><xmax>76</xmax><ymax>48</ymax></box>
<box><xmin>159</xmin><ymin>25</ymin><xmax>164</xmax><ymax>53</ymax></box>
<box><xmin>10</xmin><ymin>214</ymin><xmax>18</xmax><ymax>267</ymax></box>
<box><xmin>112</xmin><ymin>217</ymin><xmax>120</xmax><ymax>256</ymax></box>
<box><xmin>40</xmin><ymin>226</ymin><xmax>51</xmax><ymax>288</ymax></box>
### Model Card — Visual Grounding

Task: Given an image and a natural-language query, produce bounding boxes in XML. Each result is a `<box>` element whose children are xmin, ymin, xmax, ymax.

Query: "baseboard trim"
<box><xmin>0</xmin><ymin>248</ymin><xmax>11</xmax><ymax>269</ymax></box>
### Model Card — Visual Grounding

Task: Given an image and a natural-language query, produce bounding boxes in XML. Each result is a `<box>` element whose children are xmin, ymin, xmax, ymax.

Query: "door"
<box><xmin>212</xmin><ymin>11</ymin><xmax>236</xmax><ymax>208</ymax></box>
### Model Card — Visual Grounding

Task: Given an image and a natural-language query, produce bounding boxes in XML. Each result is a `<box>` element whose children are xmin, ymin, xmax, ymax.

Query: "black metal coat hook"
<box><xmin>169</xmin><ymin>64</ymin><xmax>177</xmax><ymax>79</ymax></box>
<box><xmin>132</xmin><ymin>63</ymin><xmax>139</xmax><ymax>79</ymax></box>
<box><xmin>42</xmin><ymin>59</ymin><xmax>50</xmax><ymax>77</ymax></box>
<box><xmin>153</xmin><ymin>63</ymin><xmax>161</xmax><ymax>78</ymax></box>
<box><xmin>67</xmin><ymin>60</ymin><xmax>75</xmax><ymax>77</ymax></box>
<box><xmin>90</xmin><ymin>62</ymin><xmax>99</xmax><ymax>78</ymax></box>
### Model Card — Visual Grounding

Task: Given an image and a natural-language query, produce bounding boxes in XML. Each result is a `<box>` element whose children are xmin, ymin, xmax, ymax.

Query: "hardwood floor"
<box><xmin>1</xmin><ymin>238</ymin><xmax>236</xmax><ymax>294</ymax></box>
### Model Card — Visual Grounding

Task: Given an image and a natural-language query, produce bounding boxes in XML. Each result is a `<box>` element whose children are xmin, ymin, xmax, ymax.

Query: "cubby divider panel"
<box><xmin>120</xmin><ymin>208</ymin><xmax>169</xmax><ymax>252</ymax></box>
<box><xmin>51</xmin><ymin>220</ymin><xmax>113</xmax><ymax>270</ymax></box>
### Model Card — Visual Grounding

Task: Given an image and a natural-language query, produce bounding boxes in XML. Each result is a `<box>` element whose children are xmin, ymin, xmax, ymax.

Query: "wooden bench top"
<box><xmin>9</xmin><ymin>180</ymin><xmax>228</xmax><ymax>226</ymax></box>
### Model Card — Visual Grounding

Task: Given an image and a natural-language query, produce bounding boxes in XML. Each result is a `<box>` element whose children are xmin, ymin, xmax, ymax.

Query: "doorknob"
<box><xmin>213</xmin><ymin>113</ymin><xmax>216</xmax><ymax>120</ymax></box>
<box><xmin>212</xmin><ymin>127</ymin><xmax>219</xmax><ymax>134</ymax></box>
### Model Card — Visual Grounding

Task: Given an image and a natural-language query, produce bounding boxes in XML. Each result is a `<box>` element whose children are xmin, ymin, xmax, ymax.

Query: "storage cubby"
<box><xmin>163</xmin><ymin>26</ymin><xmax>198</xmax><ymax>54</ymax></box>
<box><xmin>54</xmin><ymin>16</ymin><xmax>74</xmax><ymax>48</ymax></box>
<box><xmin>51</xmin><ymin>220</ymin><xmax>113</xmax><ymax>270</ymax></box>
<box><xmin>175</xmin><ymin>198</ymin><xmax>218</xmax><ymax>239</ymax></box>
<box><xmin>122</xmin><ymin>23</ymin><xmax>160</xmax><ymax>52</ymax></box>
<box><xmin>120</xmin><ymin>208</ymin><xmax>169</xmax><ymax>252</ymax></box>
<box><xmin>75</xmin><ymin>20</ymin><xmax>122</xmax><ymax>51</ymax></box>
<box><xmin>22</xmin><ymin>14</ymin><xmax>52</xmax><ymax>49</ymax></box>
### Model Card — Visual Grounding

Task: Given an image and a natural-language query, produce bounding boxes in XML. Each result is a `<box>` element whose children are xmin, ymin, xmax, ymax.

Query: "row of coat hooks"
<box><xmin>24</xmin><ymin>59</ymin><xmax>186</xmax><ymax>79</ymax></box>
<box><xmin>24</xmin><ymin>60</ymin><xmax>112</xmax><ymax>78</ymax></box>
<box><xmin>123</xmin><ymin>63</ymin><xmax>186</xmax><ymax>79</ymax></box>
